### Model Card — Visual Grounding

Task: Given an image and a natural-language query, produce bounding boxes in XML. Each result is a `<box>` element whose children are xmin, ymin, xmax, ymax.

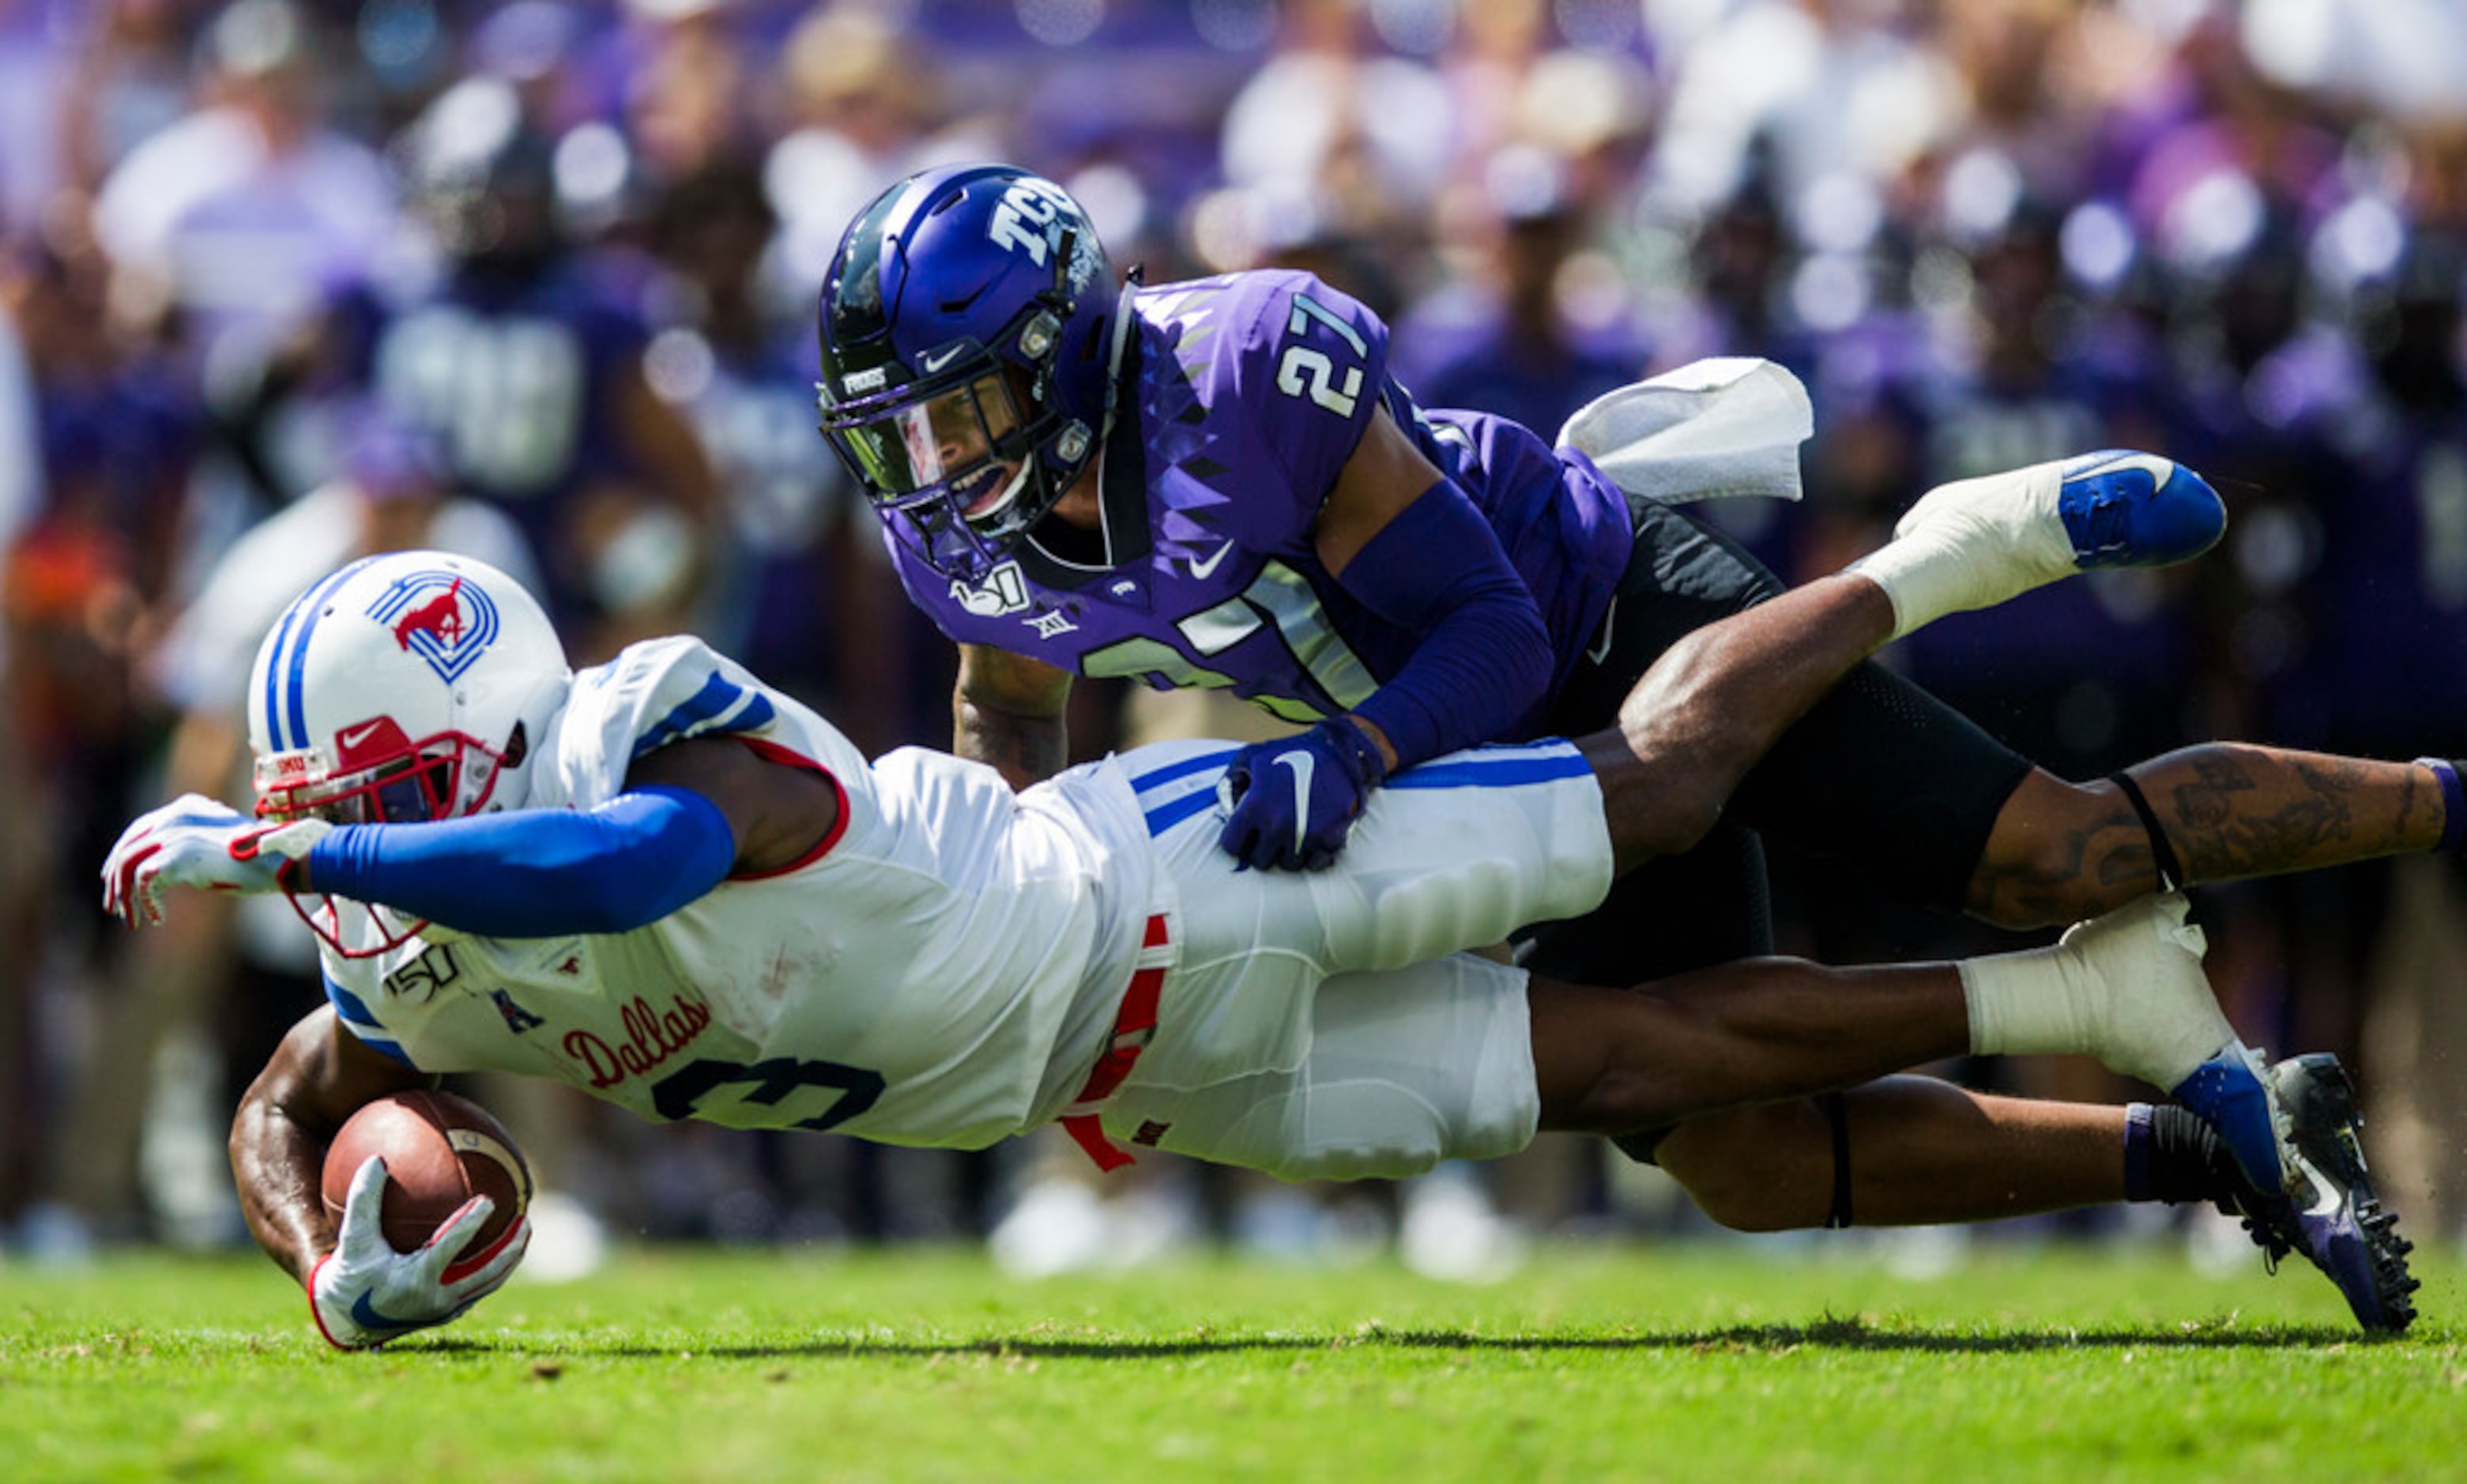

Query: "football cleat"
<box><xmin>1874</xmin><ymin>450</ymin><xmax>2227</xmax><ymax>623</ymax></box>
<box><xmin>2050</xmin><ymin>450</ymin><xmax>2227</xmax><ymax>571</ymax></box>
<box><xmin>2222</xmin><ymin>1054</ymin><xmax>2420</xmax><ymax>1334</ymax></box>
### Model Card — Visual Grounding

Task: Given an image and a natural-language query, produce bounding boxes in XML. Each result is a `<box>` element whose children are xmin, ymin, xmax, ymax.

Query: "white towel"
<box><xmin>1555</xmin><ymin>356</ymin><xmax>1813</xmax><ymax>506</ymax></box>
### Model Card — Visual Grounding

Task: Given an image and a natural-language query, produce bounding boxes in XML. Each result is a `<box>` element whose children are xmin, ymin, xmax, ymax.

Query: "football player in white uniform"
<box><xmin>107</xmin><ymin>506</ymin><xmax>2414</xmax><ymax>1346</ymax></box>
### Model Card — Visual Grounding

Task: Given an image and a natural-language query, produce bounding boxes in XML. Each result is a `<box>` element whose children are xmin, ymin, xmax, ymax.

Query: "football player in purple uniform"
<box><xmin>813</xmin><ymin>168</ymin><xmax>2459</xmax><ymax>958</ymax></box>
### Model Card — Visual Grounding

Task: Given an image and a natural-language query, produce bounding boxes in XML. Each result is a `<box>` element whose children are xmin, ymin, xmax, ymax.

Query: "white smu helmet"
<box><xmin>247</xmin><ymin>549</ymin><xmax>569</xmax><ymax>831</ymax></box>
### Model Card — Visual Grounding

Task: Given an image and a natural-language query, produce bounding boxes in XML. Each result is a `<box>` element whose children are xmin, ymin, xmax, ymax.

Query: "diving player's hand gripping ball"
<box><xmin>309</xmin><ymin>1090</ymin><xmax>533</xmax><ymax>1348</ymax></box>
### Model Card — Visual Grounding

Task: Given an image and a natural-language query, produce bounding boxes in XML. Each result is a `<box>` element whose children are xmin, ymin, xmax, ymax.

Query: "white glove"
<box><xmin>101</xmin><ymin>793</ymin><xmax>330</xmax><ymax>928</ymax></box>
<box><xmin>309</xmin><ymin>1155</ymin><xmax>531</xmax><ymax>1350</ymax></box>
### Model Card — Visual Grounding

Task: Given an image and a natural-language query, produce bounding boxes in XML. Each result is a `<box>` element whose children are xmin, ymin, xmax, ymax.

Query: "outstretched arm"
<box><xmin>292</xmin><ymin>789</ymin><xmax>739</xmax><ymax>936</ymax></box>
<box><xmin>108</xmin><ymin>737</ymin><xmax>840</xmax><ymax>938</ymax></box>
<box><xmin>296</xmin><ymin>736</ymin><xmax>841</xmax><ymax>933</ymax></box>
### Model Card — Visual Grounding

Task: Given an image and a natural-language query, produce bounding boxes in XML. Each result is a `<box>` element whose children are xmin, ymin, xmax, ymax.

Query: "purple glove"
<box><xmin>1216</xmin><ymin>718</ymin><xmax>1390</xmax><ymax>872</ymax></box>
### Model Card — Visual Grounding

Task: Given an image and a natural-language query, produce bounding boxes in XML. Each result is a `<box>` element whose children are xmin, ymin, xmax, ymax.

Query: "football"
<box><xmin>320</xmin><ymin>1090</ymin><xmax>533</xmax><ymax>1254</ymax></box>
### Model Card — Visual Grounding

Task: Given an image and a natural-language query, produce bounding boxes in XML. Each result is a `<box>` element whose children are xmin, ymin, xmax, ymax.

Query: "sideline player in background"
<box><xmin>258</xmin><ymin>77</ymin><xmax>720</xmax><ymax>651</ymax></box>
<box><xmin>106</xmin><ymin>531</ymin><xmax>2414</xmax><ymax>1347</ymax></box>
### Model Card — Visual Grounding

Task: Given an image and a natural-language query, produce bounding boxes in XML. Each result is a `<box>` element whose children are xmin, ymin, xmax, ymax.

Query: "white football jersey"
<box><xmin>319</xmin><ymin>636</ymin><xmax>1162</xmax><ymax>1150</ymax></box>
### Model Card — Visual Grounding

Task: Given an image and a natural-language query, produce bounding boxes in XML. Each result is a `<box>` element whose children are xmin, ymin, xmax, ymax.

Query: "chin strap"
<box><xmin>970</xmin><ymin>271</ymin><xmax>1143</xmax><ymax>580</ymax></box>
<box><xmin>1095</xmin><ymin>269</ymin><xmax>1143</xmax><ymax>441</ymax></box>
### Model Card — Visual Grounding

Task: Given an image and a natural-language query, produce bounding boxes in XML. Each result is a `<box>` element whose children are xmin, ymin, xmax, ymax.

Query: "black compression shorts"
<box><xmin>1524</xmin><ymin>499</ymin><xmax>2034</xmax><ymax>984</ymax></box>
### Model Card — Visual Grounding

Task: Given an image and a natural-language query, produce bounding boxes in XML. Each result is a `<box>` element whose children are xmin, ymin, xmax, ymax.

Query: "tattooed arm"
<box><xmin>2148</xmin><ymin>748</ymin><xmax>2437</xmax><ymax>881</ymax></box>
<box><xmin>1966</xmin><ymin>746</ymin><xmax>2444</xmax><ymax>930</ymax></box>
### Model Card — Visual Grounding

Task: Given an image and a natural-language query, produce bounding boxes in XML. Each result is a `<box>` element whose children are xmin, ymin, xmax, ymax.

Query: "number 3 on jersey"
<box><xmin>1276</xmin><ymin>294</ymin><xmax>1367</xmax><ymax>417</ymax></box>
<box><xmin>650</xmin><ymin>1056</ymin><xmax>884</xmax><ymax>1132</ymax></box>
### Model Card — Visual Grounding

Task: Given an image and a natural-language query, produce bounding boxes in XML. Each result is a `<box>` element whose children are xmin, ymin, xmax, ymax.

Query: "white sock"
<box><xmin>1845</xmin><ymin>461</ymin><xmax>2073</xmax><ymax>640</ymax></box>
<box><xmin>1957</xmin><ymin>894</ymin><xmax>2235</xmax><ymax>1090</ymax></box>
<box><xmin>1845</xmin><ymin>535</ymin><xmax>1975</xmax><ymax>641</ymax></box>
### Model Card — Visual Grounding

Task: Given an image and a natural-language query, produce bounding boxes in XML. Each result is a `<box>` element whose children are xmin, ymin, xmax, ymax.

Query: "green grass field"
<box><xmin>5</xmin><ymin>1241</ymin><xmax>2462</xmax><ymax>1483</ymax></box>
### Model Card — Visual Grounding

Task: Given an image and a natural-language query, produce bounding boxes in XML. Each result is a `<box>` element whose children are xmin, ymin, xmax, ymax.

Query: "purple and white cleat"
<box><xmin>2213</xmin><ymin>1053</ymin><xmax>2420</xmax><ymax>1334</ymax></box>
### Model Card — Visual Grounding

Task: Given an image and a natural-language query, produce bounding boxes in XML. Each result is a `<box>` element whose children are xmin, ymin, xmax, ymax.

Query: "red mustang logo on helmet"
<box><xmin>391</xmin><ymin>577</ymin><xmax>465</xmax><ymax>651</ymax></box>
<box><xmin>366</xmin><ymin>568</ymin><xmax>500</xmax><ymax>684</ymax></box>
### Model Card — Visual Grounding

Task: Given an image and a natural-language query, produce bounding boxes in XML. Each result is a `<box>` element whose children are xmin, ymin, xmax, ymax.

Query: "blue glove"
<box><xmin>1216</xmin><ymin>718</ymin><xmax>1389</xmax><ymax>872</ymax></box>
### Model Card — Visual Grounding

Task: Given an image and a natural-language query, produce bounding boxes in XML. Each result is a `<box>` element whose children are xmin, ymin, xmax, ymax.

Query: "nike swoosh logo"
<box><xmin>350</xmin><ymin>1290</ymin><xmax>421</xmax><ymax>1336</ymax></box>
<box><xmin>1587</xmin><ymin>597</ymin><xmax>1618</xmax><ymax>665</ymax></box>
<box><xmin>1273</xmin><ymin>751</ymin><xmax>1315</xmax><ymax>860</ymax></box>
<box><xmin>919</xmin><ymin>345</ymin><xmax>966</xmax><ymax>375</ymax></box>
<box><xmin>337</xmin><ymin>721</ymin><xmax>386</xmax><ymax>752</ymax></box>
<box><xmin>1188</xmin><ymin>542</ymin><xmax>1235</xmax><ymax>580</ymax></box>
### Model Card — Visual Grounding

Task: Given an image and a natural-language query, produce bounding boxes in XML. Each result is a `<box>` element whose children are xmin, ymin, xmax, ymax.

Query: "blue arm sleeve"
<box><xmin>302</xmin><ymin>786</ymin><xmax>739</xmax><ymax>938</ymax></box>
<box><xmin>1340</xmin><ymin>480</ymin><xmax>1554</xmax><ymax>770</ymax></box>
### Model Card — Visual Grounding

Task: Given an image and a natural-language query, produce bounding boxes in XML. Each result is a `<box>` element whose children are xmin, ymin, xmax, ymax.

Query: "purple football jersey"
<box><xmin>891</xmin><ymin>269</ymin><xmax>1633</xmax><ymax>739</ymax></box>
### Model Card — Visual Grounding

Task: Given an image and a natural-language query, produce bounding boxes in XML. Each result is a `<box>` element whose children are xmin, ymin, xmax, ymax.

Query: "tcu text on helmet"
<box><xmin>985</xmin><ymin>176</ymin><xmax>1077</xmax><ymax>267</ymax></box>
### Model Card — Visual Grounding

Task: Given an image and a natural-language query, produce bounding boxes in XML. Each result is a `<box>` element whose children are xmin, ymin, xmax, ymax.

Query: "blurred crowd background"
<box><xmin>7</xmin><ymin>0</ymin><xmax>2467</xmax><ymax>1279</ymax></box>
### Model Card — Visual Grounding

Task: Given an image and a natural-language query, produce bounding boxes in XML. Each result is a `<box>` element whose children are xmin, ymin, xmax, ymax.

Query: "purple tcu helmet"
<box><xmin>815</xmin><ymin>164</ymin><xmax>1116</xmax><ymax>582</ymax></box>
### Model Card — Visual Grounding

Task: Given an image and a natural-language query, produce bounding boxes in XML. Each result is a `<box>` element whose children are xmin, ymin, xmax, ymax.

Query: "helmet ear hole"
<box><xmin>502</xmin><ymin>720</ymin><xmax>529</xmax><ymax>769</ymax></box>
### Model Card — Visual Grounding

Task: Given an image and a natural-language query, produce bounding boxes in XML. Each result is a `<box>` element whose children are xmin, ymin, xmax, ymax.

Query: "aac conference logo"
<box><xmin>365</xmin><ymin>570</ymin><xmax>501</xmax><ymax>684</ymax></box>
